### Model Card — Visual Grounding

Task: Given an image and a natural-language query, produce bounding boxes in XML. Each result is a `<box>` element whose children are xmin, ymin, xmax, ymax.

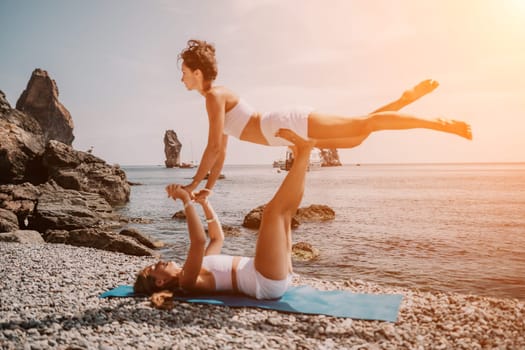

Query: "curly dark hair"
<box><xmin>178</xmin><ymin>39</ymin><xmax>218</xmax><ymax>81</ymax></box>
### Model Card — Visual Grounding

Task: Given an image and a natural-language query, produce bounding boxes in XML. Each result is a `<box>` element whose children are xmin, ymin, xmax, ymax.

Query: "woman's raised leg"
<box><xmin>253</xmin><ymin>129</ymin><xmax>314</xmax><ymax>280</ymax></box>
<box><xmin>305</xmin><ymin>79</ymin><xmax>472</xmax><ymax>148</ymax></box>
<box><xmin>371</xmin><ymin>79</ymin><xmax>439</xmax><ymax>113</ymax></box>
<box><xmin>308</xmin><ymin>112</ymin><xmax>472</xmax><ymax>149</ymax></box>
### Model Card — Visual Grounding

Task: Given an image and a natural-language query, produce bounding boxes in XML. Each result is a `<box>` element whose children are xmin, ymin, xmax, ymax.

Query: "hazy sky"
<box><xmin>1</xmin><ymin>0</ymin><xmax>524</xmax><ymax>165</ymax></box>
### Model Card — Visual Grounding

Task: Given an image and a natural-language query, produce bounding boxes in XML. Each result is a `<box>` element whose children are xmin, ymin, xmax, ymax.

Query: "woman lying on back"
<box><xmin>135</xmin><ymin>129</ymin><xmax>314</xmax><ymax>305</ymax></box>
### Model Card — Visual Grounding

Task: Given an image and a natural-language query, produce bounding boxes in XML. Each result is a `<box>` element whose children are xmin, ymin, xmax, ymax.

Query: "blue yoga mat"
<box><xmin>100</xmin><ymin>285</ymin><xmax>403</xmax><ymax>322</ymax></box>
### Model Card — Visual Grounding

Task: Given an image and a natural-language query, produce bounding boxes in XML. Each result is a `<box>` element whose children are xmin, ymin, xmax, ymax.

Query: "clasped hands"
<box><xmin>166</xmin><ymin>183</ymin><xmax>212</xmax><ymax>204</ymax></box>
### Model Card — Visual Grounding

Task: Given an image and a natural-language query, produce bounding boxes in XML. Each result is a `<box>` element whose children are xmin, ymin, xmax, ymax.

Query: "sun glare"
<box><xmin>510</xmin><ymin>0</ymin><xmax>525</xmax><ymax>12</ymax></box>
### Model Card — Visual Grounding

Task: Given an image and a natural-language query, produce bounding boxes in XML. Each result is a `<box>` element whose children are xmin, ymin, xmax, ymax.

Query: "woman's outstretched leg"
<box><xmin>308</xmin><ymin>111</ymin><xmax>472</xmax><ymax>149</ymax></box>
<box><xmin>371</xmin><ymin>79</ymin><xmax>439</xmax><ymax>113</ymax></box>
<box><xmin>254</xmin><ymin>129</ymin><xmax>315</xmax><ymax>281</ymax></box>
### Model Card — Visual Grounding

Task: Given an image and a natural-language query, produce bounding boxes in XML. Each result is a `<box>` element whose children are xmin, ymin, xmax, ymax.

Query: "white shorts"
<box><xmin>260</xmin><ymin>106</ymin><xmax>314</xmax><ymax>146</ymax></box>
<box><xmin>236</xmin><ymin>257</ymin><xmax>292</xmax><ymax>299</ymax></box>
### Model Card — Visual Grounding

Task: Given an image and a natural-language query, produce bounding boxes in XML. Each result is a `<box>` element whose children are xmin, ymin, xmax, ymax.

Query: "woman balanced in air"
<box><xmin>135</xmin><ymin>129</ymin><xmax>316</xmax><ymax>302</ymax></box>
<box><xmin>178</xmin><ymin>39</ymin><xmax>472</xmax><ymax>196</ymax></box>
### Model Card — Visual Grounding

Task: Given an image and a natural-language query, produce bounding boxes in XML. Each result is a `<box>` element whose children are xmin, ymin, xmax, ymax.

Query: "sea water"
<box><xmin>119</xmin><ymin>163</ymin><xmax>525</xmax><ymax>300</ymax></box>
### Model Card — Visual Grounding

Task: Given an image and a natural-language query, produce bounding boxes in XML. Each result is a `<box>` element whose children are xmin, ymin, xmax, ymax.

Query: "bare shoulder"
<box><xmin>191</xmin><ymin>270</ymin><xmax>215</xmax><ymax>291</ymax></box>
<box><xmin>206</xmin><ymin>86</ymin><xmax>239</xmax><ymax>106</ymax></box>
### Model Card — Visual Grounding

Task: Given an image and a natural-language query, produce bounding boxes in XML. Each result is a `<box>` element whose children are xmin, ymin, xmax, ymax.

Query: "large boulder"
<box><xmin>164</xmin><ymin>130</ymin><xmax>182</xmax><ymax>168</ymax></box>
<box><xmin>0</xmin><ymin>208</ymin><xmax>19</xmax><ymax>233</ymax></box>
<box><xmin>243</xmin><ymin>204</ymin><xmax>335</xmax><ymax>230</ymax></box>
<box><xmin>44</xmin><ymin>228</ymin><xmax>157</xmax><ymax>256</ymax></box>
<box><xmin>0</xmin><ymin>91</ymin><xmax>47</xmax><ymax>184</ymax></box>
<box><xmin>242</xmin><ymin>205</ymin><xmax>300</xmax><ymax>230</ymax></box>
<box><xmin>16</xmin><ymin>68</ymin><xmax>74</xmax><ymax>145</ymax></box>
<box><xmin>295</xmin><ymin>205</ymin><xmax>335</xmax><ymax>223</ymax></box>
<box><xmin>28</xmin><ymin>181</ymin><xmax>121</xmax><ymax>232</ymax></box>
<box><xmin>292</xmin><ymin>241</ymin><xmax>320</xmax><ymax>261</ymax></box>
<box><xmin>43</xmin><ymin>140</ymin><xmax>130</xmax><ymax>205</ymax></box>
<box><xmin>0</xmin><ymin>230</ymin><xmax>44</xmax><ymax>244</ymax></box>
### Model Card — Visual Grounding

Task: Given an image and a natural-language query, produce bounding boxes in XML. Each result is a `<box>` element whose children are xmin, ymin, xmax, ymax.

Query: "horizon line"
<box><xmin>118</xmin><ymin>161</ymin><xmax>525</xmax><ymax>167</ymax></box>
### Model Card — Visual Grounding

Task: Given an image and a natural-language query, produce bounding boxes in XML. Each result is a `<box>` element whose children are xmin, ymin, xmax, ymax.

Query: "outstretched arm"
<box><xmin>166</xmin><ymin>184</ymin><xmax>206</xmax><ymax>289</ymax></box>
<box><xmin>195</xmin><ymin>193</ymin><xmax>224</xmax><ymax>256</ymax></box>
<box><xmin>184</xmin><ymin>93</ymin><xmax>227</xmax><ymax>194</ymax></box>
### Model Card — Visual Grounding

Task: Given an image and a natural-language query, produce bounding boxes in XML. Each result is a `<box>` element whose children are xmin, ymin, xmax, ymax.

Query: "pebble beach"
<box><xmin>1</xmin><ymin>242</ymin><xmax>524</xmax><ymax>350</ymax></box>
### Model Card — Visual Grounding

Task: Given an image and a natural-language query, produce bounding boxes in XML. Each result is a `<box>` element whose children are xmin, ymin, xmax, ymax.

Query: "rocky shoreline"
<box><xmin>1</xmin><ymin>242</ymin><xmax>523</xmax><ymax>349</ymax></box>
<box><xmin>1</xmin><ymin>69</ymin><xmax>163</xmax><ymax>257</ymax></box>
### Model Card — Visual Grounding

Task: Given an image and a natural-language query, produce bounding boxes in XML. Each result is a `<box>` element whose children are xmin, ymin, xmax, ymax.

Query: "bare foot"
<box><xmin>437</xmin><ymin>119</ymin><xmax>473</xmax><ymax>140</ymax></box>
<box><xmin>401</xmin><ymin>79</ymin><xmax>439</xmax><ymax>104</ymax></box>
<box><xmin>275</xmin><ymin>128</ymin><xmax>316</xmax><ymax>150</ymax></box>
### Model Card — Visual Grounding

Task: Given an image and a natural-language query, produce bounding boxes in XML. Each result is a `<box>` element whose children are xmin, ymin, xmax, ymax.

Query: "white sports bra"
<box><xmin>223</xmin><ymin>99</ymin><xmax>256</xmax><ymax>139</ymax></box>
<box><xmin>201</xmin><ymin>255</ymin><xmax>235</xmax><ymax>290</ymax></box>
<box><xmin>201</xmin><ymin>255</ymin><xmax>256</xmax><ymax>294</ymax></box>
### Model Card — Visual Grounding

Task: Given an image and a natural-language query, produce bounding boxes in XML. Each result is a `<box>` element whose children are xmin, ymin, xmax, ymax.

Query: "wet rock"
<box><xmin>243</xmin><ymin>205</ymin><xmax>299</xmax><ymax>230</ymax></box>
<box><xmin>295</xmin><ymin>205</ymin><xmax>335</xmax><ymax>223</ymax></box>
<box><xmin>172</xmin><ymin>210</ymin><xmax>186</xmax><ymax>220</ymax></box>
<box><xmin>243</xmin><ymin>204</ymin><xmax>334</xmax><ymax>229</ymax></box>
<box><xmin>292</xmin><ymin>241</ymin><xmax>320</xmax><ymax>261</ymax></box>
<box><xmin>221</xmin><ymin>224</ymin><xmax>242</xmax><ymax>237</ymax></box>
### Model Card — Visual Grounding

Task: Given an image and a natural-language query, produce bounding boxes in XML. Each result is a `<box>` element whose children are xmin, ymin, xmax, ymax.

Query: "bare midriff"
<box><xmin>239</xmin><ymin>114</ymin><xmax>269</xmax><ymax>145</ymax></box>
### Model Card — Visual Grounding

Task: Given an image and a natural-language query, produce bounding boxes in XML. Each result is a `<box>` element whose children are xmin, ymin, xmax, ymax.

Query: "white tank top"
<box><xmin>202</xmin><ymin>255</ymin><xmax>234</xmax><ymax>290</ymax></box>
<box><xmin>201</xmin><ymin>255</ymin><xmax>256</xmax><ymax>295</ymax></box>
<box><xmin>223</xmin><ymin>99</ymin><xmax>255</xmax><ymax>139</ymax></box>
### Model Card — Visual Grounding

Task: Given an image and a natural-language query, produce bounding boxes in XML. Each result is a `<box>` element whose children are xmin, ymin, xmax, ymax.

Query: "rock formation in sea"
<box><xmin>164</xmin><ymin>129</ymin><xmax>182</xmax><ymax>168</ymax></box>
<box><xmin>319</xmin><ymin>148</ymin><xmax>342</xmax><ymax>167</ymax></box>
<box><xmin>292</xmin><ymin>241</ymin><xmax>320</xmax><ymax>261</ymax></box>
<box><xmin>242</xmin><ymin>204</ymin><xmax>335</xmax><ymax>230</ymax></box>
<box><xmin>0</xmin><ymin>69</ymin><xmax>157</xmax><ymax>256</ymax></box>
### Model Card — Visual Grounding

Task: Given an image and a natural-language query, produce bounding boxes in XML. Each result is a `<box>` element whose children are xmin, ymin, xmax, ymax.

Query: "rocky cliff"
<box><xmin>16</xmin><ymin>68</ymin><xmax>75</xmax><ymax>145</ymax></box>
<box><xmin>0</xmin><ymin>69</ymin><xmax>158</xmax><ymax>256</ymax></box>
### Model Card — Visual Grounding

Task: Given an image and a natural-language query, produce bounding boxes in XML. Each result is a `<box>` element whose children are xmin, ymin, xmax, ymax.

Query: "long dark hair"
<box><xmin>134</xmin><ymin>268</ymin><xmax>183</xmax><ymax>309</ymax></box>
